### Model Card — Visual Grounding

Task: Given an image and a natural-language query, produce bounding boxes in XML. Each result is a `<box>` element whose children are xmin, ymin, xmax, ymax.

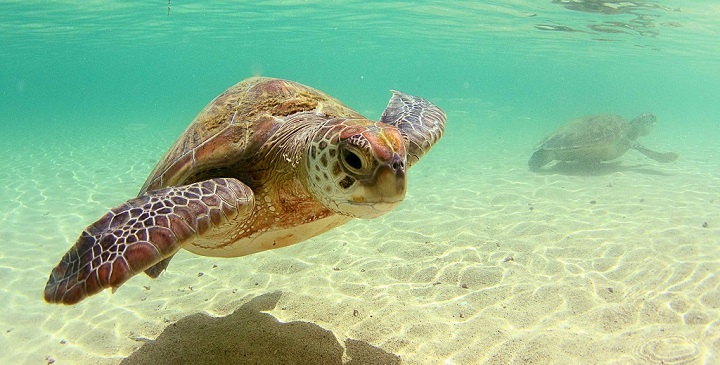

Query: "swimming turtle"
<box><xmin>528</xmin><ymin>113</ymin><xmax>678</xmax><ymax>171</ymax></box>
<box><xmin>44</xmin><ymin>77</ymin><xmax>446</xmax><ymax>304</ymax></box>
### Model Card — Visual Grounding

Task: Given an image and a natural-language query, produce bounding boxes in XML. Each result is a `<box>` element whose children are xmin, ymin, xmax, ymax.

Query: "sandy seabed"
<box><xmin>1</xmin><ymin>110</ymin><xmax>718</xmax><ymax>365</ymax></box>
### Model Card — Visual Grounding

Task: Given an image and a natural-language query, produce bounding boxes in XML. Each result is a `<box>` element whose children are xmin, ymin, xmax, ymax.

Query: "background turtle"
<box><xmin>528</xmin><ymin>113</ymin><xmax>678</xmax><ymax>171</ymax></box>
<box><xmin>45</xmin><ymin>77</ymin><xmax>446</xmax><ymax>305</ymax></box>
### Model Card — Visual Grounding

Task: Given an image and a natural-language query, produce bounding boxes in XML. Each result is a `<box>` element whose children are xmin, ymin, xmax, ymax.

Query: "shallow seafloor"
<box><xmin>1</xmin><ymin>1</ymin><xmax>720</xmax><ymax>364</ymax></box>
<box><xmin>2</xmin><ymin>109</ymin><xmax>719</xmax><ymax>364</ymax></box>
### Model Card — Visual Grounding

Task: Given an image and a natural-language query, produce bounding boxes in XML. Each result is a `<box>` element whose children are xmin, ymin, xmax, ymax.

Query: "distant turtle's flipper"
<box><xmin>632</xmin><ymin>143</ymin><xmax>679</xmax><ymax>163</ymax></box>
<box><xmin>380</xmin><ymin>91</ymin><xmax>446</xmax><ymax>168</ymax></box>
<box><xmin>528</xmin><ymin>150</ymin><xmax>553</xmax><ymax>171</ymax></box>
<box><xmin>44</xmin><ymin>178</ymin><xmax>254</xmax><ymax>305</ymax></box>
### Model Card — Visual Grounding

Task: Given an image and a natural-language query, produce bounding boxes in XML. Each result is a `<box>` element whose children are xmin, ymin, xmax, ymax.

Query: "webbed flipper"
<box><xmin>632</xmin><ymin>142</ymin><xmax>679</xmax><ymax>163</ymax></box>
<box><xmin>380</xmin><ymin>91</ymin><xmax>446</xmax><ymax>167</ymax></box>
<box><xmin>44</xmin><ymin>178</ymin><xmax>254</xmax><ymax>305</ymax></box>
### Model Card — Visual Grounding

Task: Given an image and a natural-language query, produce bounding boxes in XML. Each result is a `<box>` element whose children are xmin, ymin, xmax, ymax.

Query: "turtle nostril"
<box><xmin>390</xmin><ymin>155</ymin><xmax>404</xmax><ymax>172</ymax></box>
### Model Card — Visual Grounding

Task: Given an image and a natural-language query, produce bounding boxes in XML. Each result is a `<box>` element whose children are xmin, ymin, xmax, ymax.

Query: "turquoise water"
<box><xmin>3</xmin><ymin>1</ymin><xmax>719</xmax><ymax>132</ymax></box>
<box><xmin>2</xmin><ymin>1</ymin><xmax>720</xmax><ymax>364</ymax></box>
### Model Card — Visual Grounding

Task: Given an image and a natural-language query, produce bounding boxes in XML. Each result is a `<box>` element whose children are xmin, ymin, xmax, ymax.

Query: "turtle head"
<box><xmin>630</xmin><ymin>112</ymin><xmax>656</xmax><ymax>137</ymax></box>
<box><xmin>306</xmin><ymin>119</ymin><xmax>407</xmax><ymax>219</ymax></box>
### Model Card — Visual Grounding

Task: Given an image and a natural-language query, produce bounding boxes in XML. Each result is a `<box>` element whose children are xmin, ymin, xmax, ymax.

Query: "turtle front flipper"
<box><xmin>528</xmin><ymin>149</ymin><xmax>554</xmax><ymax>171</ymax></box>
<box><xmin>379</xmin><ymin>91</ymin><xmax>446</xmax><ymax>167</ymax></box>
<box><xmin>44</xmin><ymin>178</ymin><xmax>254</xmax><ymax>305</ymax></box>
<box><xmin>631</xmin><ymin>142</ymin><xmax>679</xmax><ymax>163</ymax></box>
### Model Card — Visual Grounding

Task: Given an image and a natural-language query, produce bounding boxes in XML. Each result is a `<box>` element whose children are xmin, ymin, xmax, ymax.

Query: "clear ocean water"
<box><xmin>1</xmin><ymin>1</ymin><xmax>720</xmax><ymax>364</ymax></box>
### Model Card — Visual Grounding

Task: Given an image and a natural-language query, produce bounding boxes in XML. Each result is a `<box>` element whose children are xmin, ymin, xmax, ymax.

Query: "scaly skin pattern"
<box><xmin>44</xmin><ymin>178</ymin><xmax>253</xmax><ymax>305</ymax></box>
<box><xmin>380</xmin><ymin>90</ymin><xmax>446</xmax><ymax>167</ymax></box>
<box><xmin>44</xmin><ymin>77</ymin><xmax>446</xmax><ymax>304</ymax></box>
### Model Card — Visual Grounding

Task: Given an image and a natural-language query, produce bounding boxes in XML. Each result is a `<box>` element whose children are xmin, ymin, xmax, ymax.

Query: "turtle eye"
<box><xmin>343</xmin><ymin>149</ymin><xmax>364</xmax><ymax>171</ymax></box>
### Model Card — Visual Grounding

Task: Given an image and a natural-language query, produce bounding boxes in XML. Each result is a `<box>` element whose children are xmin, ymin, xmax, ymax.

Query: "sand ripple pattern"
<box><xmin>2</xmin><ymin>116</ymin><xmax>720</xmax><ymax>364</ymax></box>
<box><xmin>636</xmin><ymin>335</ymin><xmax>701</xmax><ymax>365</ymax></box>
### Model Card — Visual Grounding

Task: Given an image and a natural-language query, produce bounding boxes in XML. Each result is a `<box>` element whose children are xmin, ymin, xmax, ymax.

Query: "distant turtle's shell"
<box><xmin>537</xmin><ymin>114</ymin><xmax>629</xmax><ymax>151</ymax></box>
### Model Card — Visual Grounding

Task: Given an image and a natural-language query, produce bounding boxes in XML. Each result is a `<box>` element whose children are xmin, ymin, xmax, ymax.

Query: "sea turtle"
<box><xmin>528</xmin><ymin>113</ymin><xmax>678</xmax><ymax>171</ymax></box>
<box><xmin>44</xmin><ymin>77</ymin><xmax>446</xmax><ymax>305</ymax></box>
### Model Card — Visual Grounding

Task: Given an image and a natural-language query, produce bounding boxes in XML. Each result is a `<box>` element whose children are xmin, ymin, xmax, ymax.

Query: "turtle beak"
<box><xmin>346</xmin><ymin>152</ymin><xmax>406</xmax><ymax>218</ymax></box>
<box><xmin>369</xmin><ymin>153</ymin><xmax>406</xmax><ymax>201</ymax></box>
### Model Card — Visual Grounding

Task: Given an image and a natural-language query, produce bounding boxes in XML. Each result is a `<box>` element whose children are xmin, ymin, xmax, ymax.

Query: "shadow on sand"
<box><xmin>121</xmin><ymin>292</ymin><xmax>401</xmax><ymax>365</ymax></box>
<box><xmin>533</xmin><ymin>161</ymin><xmax>675</xmax><ymax>177</ymax></box>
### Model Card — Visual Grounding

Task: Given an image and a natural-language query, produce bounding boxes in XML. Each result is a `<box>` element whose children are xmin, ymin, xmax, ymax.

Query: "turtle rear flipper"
<box><xmin>44</xmin><ymin>178</ymin><xmax>254</xmax><ymax>305</ymax></box>
<box><xmin>631</xmin><ymin>142</ymin><xmax>679</xmax><ymax>163</ymax></box>
<box><xmin>144</xmin><ymin>256</ymin><xmax>174</xmax><ymax>278</ymax></box>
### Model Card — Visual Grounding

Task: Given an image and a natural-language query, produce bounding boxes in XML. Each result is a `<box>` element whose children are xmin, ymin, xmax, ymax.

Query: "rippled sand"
<box><xmin>1</xmin><ymin>113</ymin><xmax>718</xmax><ymax>364</ymax></box>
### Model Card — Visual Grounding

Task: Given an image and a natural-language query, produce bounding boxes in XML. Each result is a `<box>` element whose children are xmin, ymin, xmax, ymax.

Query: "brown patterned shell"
<box><xmin>140</xmin><ymin>77</ymin><xmax>362</xmax><ymax>195</ymax></box>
